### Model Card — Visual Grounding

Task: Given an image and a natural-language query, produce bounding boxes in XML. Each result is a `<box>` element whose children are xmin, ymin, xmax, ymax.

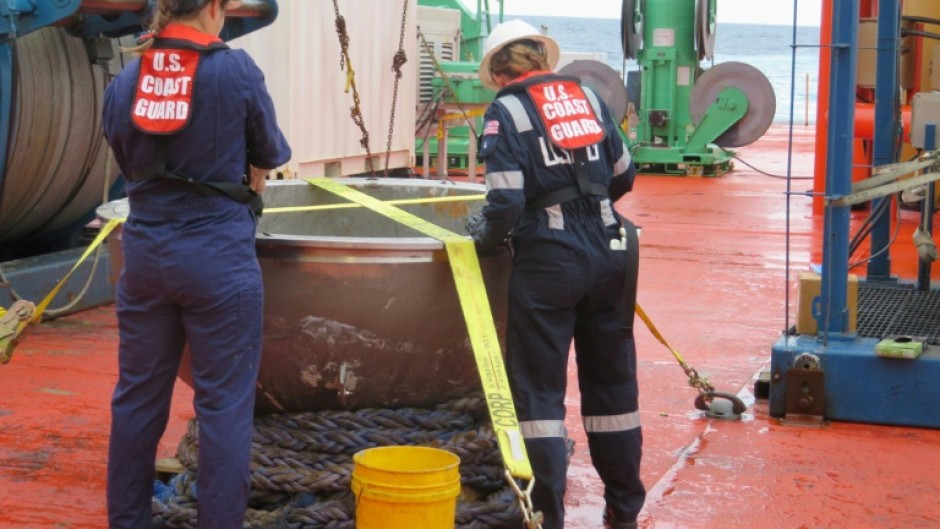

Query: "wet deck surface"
<box><xmin>2</xmin><ymin>124</ymin><xmax>940</xmax><ymax>528</ymax></box>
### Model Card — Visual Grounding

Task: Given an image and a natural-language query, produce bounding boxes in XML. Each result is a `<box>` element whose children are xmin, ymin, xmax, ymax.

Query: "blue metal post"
<box><xmin>0</xmin><ymin>42</ymin><xmax>11</xmax><ymax>200</ymax></box>
<box><xmin>0</xmin><ymin>1</ymin><xmax>82</xmax><ymax>43</ymax></box>
<box><xmin>820</xmin><ymin>0</ymin><xmax>859</xmax><ymax>336</ymax></box>
<box><xmin>867</xmin><ymin>0</ymin><xmax>900</xmax><ymax>281</ymax></box>
<box><xmin>771</xmin><ymin>0</ymin><xmax>940</xmax><ymax>428</ymax></box>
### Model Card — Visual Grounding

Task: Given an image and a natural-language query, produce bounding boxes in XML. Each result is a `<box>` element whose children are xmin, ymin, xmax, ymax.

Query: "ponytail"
<box><xmin>124</xmin><ymin>0</ymin><xmax>232</xmax><ymax>55</ymax></box>
<box><xmin>488</xmin><ymin>40</ymin><xmax>550</xmax><ymax>82</ymax></box>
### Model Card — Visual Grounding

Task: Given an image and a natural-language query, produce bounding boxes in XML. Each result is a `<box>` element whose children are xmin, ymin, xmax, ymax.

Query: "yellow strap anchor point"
<box><xmin>0</xmin><ymin>218</ymin><xmax>125</xmax><ymax>364</ymax></box>
<box><xmin>0</xmin><ymin>300</ymin><xmax>36</xmax><ymax>364</ymax></box>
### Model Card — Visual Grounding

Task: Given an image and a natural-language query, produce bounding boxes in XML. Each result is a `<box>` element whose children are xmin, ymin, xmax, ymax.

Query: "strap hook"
<box><xmin>505</xmin><ymin>470</ymin><xmax>544</xmax><ymax>529</ymax></box>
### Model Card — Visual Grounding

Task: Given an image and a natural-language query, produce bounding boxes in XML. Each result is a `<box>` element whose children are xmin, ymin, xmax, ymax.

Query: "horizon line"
<box><xmin>501</xmin><ymin>13</ymin><xmax>821</xmax><ymax>27</ymax></box>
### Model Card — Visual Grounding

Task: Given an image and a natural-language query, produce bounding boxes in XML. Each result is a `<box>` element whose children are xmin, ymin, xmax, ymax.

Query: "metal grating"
<box><xmin>857</xmin><ymin>283</ymin><xmax>940</xmax><ymax>345</ymax></box>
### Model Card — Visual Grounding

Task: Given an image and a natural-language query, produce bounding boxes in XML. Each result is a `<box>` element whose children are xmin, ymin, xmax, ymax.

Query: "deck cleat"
<box><xmin>695</xmin><ymin>390</ymin><xmax>747</xmax><ymax>421</ymax></box>
<box><xmin>705</xmin><ymin>396</ymin><xmax>741</xmax><ymax>420</ymax></box>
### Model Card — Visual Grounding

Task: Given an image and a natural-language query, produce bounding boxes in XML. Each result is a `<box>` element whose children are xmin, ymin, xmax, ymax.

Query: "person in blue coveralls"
<box><xmin>465</xmin><ymin>19</ymin><xmax>645</xmax><ymax>529</ymax></box>
<box><xmin>101</xmin><ymin>0</ymin><xmax>290</xmax><ymax>527</ymax></box>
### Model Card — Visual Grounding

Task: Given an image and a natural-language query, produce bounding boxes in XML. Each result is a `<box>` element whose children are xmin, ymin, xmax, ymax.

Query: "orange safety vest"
<box><xmin>131</xmin><ymin>24</ymin><xmax>227</xmax><ymax>135</ymax></box>
<box><xmin>526</xmin><ymin>78</ymin><xmax>605</xmax><ymax>150</ymax></box>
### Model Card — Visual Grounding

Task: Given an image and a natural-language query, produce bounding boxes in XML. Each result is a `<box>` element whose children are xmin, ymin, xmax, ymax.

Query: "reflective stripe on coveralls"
<box><xmin>521</xmin><ymin>411</ymin><xmax>642</xmax><ymax>439</ymax></box>
<box><xmin>545</xmin><ymin>204</ymin><xmax>564</xmax><ymax>230</ymax></box>
<box><xmin>613</xmin><ymin>150</ymin><xmax>632</xmax><ymax>178</ymax></box>
<box><xmin>496</xmin><ymin>94</ymin><xmax>534</xmax><ymax>132</ymax></box>
<box><xmin>583</xmin><ymin>411</ymin><xmax>642</xmax><ymax>433</ymax></box>
<box><xmin>486</xmin><ymin>170</ymin><xmax>525</xmax><ymax>191</ymax></box>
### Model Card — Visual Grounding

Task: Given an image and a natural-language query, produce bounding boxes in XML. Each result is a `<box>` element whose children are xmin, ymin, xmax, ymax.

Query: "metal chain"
<box><xmin>681</xmin><ymin>362</ymin><xmax>715</xmax><ymax>399</ymax></box>
<box><xmin>505</xmin><ymin>471</ymin><xmax>543</xmax><ymax>529</ymax></box>
<box><xmin>383</xmin><ymin>0</ymin><xmax>409</xmax><ymax>176</ymax></box>
<box><xmin>332</xmin><ymin>0</ymin><xmax>374</xmax><ymax>176</ymax></box>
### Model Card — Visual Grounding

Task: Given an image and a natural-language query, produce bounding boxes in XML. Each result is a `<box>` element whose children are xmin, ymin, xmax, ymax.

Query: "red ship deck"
<box><xmin>2</xmin><ymin>124</ymin><xmax>940</xmax><ymax>528</ymax></box>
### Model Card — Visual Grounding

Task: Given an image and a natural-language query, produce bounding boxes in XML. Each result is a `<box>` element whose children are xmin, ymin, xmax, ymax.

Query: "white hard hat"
<box><xmin>478</xmin><ymin>19</ymin><xmax>560</xmax><ymax>91</ymax></box>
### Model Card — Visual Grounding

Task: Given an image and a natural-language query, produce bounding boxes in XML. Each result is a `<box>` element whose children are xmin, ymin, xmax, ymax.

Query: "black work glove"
<box><xmin>464</xmin><ymin>213</ymin><xmax>487</xmax><ymax>245</ymax></box>
<box><xmin>464</xmin><ymin>213</ymin><xmax>508</xmax><ymax>257</ymax></box>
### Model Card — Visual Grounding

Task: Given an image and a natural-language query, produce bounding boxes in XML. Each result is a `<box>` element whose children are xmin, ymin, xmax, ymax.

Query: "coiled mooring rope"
<box><xmin>152</xmin><ymin>396</ymin><xmax>524</xmax><ymax>529</ymax></box>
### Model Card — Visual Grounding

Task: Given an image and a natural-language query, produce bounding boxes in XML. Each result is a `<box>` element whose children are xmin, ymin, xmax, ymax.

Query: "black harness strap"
<box><xmin>620</xmin><ymin>217</ymin><xmax>640</xmax><ymax>336</ymax></box>
<box><xmin>526</xmin><ymin>148</ymin><xmax>608</xmax><ymax>211</ymax></box>
<box><xmin>134</xmin><ymin>136</ymin><xmax>263</xmax><ymax>217</ymax></box>
<box><xmin>130</xmin><ymin>37</ymin><xmax>263</xmax><ymax>216</ymax></box>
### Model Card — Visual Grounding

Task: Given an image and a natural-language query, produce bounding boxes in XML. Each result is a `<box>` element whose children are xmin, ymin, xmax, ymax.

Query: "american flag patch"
<box><xmin>483</xmin><ymin>120</ymin><xmax>500</xmax><ymax>136</ymax></box>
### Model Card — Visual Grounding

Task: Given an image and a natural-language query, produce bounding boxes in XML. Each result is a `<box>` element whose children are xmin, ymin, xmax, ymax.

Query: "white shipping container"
<box><xmin>232</xmin><ymin>0</ymin><xmax>417</xmax><ymax>177</ymax></box>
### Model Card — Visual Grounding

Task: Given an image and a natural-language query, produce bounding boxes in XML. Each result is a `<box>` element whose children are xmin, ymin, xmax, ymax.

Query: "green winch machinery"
<box><xmin>623</xmin><ymin>0</ymin><xmax>776</xmax><ymax>176</ymax></box>
<box><xmin>415</xmin><ymin>0</ymin><xmax>500</xmax><ymax>172</ymax></box>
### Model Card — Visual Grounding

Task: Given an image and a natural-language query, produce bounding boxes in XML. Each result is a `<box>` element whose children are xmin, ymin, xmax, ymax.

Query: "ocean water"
<box><xmin>516</xmin><ymin>16</ymin><xmax>822</xmax><ymax>124</ymax></box>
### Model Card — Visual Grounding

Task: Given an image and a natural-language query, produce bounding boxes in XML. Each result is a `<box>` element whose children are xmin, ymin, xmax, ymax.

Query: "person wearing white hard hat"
<box><xmin>464</xmin><ymin>19</ymin><xmax>644</xmax><ymax>529</ymax></box>
<box><xmin>477</xmin><ymin>19</ymin><xmax>560</xmax><ymax>91</ymax></box>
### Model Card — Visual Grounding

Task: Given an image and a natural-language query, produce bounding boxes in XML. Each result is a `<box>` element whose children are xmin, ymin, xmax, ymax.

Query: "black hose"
<box><xmin>848</xmin><ymin>151</ymin><xmax>922</xmax><ymax>257</ymax></box>
<box><xmin>718</xmin><ymin>147</ymin><xmax>814</xmax><ymax>180</ymax></box>
<box><xmin>849</xmin><ymin>195</ymin><xmax>891</xmax><ymax>256</ymax></box>
<box><xmin>902</xmin><ymin>15</ymin><xmax>940</xmax><ymax>27</ymax></box>
<box><xmin>901</xmin><ymin>28</ymin><xmax>940</xmax><ymax>42</ymax></box>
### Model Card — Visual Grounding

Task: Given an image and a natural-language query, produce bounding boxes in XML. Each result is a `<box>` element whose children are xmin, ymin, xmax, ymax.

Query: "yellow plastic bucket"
<box><xmin>351</xmin><ymin>446</ymin><xmax>461</xmax><ymax>529</ymax></box>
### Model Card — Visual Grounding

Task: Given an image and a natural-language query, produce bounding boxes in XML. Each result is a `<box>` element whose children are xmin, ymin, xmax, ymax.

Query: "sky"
<box><xmin>500</xmin><ymin>0</ymin><xmax>823</xmax><ymax>27</ymax></box>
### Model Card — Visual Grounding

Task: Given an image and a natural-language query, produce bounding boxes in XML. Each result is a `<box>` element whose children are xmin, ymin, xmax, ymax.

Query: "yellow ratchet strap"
<box><xmin>263</xmin><ymin>194</ymin><xmax>485</xmax><ymax>214</ymax></box>
<box><xmin>306</xmin><ymin>177</ymin><xmax>533</xmax><ymax>480</ymax></box>
<box><xmin>31</xmin><ymin>218</ymin><xmax>126</xmax><ymax>323</ymax></box>
<box><xmin>1</xmin><ymin>218</ymin><xmax>125</xmax><ymax>364</ymax></box>
<box><xmin>635</xmin><ymin>303</ymin><xmax>687</xmax><ymax>365</ymax></box>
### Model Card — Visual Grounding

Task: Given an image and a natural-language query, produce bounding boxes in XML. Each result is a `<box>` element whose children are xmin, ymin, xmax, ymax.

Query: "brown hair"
<box><xmin>488</xmin><ymin>39</ymin><xmax>550</xmax><ymax>81</ymax></box>
<box><xmin>126</xmin><ymin>0</ymin><xmax>232</xmax><ymax>54</ymax></box>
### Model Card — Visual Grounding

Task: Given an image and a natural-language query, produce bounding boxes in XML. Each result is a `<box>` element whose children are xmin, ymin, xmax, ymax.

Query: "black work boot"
<box><xmin>603</xmin><ymin>506</ymin><xmax>638</xmax><ymax>529</ymax></box>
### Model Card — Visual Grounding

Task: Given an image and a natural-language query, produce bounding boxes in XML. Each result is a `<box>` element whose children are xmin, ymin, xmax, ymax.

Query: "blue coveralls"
<box><xmin>102</xmin><ymin>24</ymin><xmax>290</xmax><ymax>529</ymax></box>
<box><xmin>476</xmin><ymin>72</ymin><xmax>645</xmax><ymax>528</ymax></box>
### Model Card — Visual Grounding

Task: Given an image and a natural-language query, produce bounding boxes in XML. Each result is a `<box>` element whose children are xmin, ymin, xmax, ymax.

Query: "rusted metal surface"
<box><xmin>784</xmin><ymin>367</ymin><xmax>827</xmax><ymax>417</ymax></box>
<box><xmin>100</xmin><ymin>178</ymin><xmax>509</xmax><ymax>413</ymax></box>
<box><xmin>255</xmin><ymin>179</ymin><xmax>508</xmax><ymax>412</ymax></box>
